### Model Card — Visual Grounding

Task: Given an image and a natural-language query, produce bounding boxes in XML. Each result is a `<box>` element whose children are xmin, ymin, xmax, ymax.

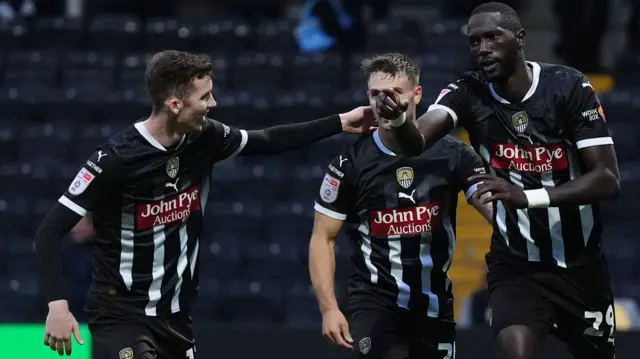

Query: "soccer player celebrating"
<box><xmin>380</xmin><ymin>3</ymin><xmax>620</xmax><ymax>359</ymax></box>
<box><xmin>35</xmin><ymin>50</ymin><xmax>376</xmax><ymax>358</ymax></box>
<box><xmin>309</xmin><ymin>53</ymin><xmax>493</xmax><ymax>359</ymax></box>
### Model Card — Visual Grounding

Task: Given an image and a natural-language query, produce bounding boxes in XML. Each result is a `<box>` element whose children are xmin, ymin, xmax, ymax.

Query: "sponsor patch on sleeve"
<box><xmin>319</xmin><ymin>174</ymin><xmax>341</xmax><ymax>203</ymax></box>
<box><xmin>68</xmin><ymin>168</ymin><xmax>95</xmax><ymax>196</ymax></box>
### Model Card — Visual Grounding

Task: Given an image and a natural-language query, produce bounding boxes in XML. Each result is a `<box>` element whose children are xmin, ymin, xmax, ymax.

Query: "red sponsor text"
<box><xmin>137</xmin><ymin>186</ymin><xmax>201</xmax><ymax>229</ymax></box>
<box><xmin>491</xmin><ymin>143</ymin><xmax>568</xmax><ymax>173</ymax></box>
<box><xmin>369</xmin><ymin>203</ymin><xmax>441</xmax><ymax>237</ymax></box>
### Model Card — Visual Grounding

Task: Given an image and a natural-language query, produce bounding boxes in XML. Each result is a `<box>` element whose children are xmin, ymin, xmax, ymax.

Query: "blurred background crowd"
<box><xmin>1</xmin><ymin>0</ymin><xmax>639</xmax><ymax>336</ymax></box>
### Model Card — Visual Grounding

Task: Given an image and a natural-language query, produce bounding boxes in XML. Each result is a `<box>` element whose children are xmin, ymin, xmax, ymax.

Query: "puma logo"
<box><xmin>165</xmin><ymin>178</ymin><xmax>179</xmax><ymax>192</ymax></box>
<box><xmin>97</xmin><ymin>151</ymin><xmax>107</xmax><ymax>162</ymax></box>
<box><xmin>339</xmin><ymin>155</ymin><xmax>348</xmax><ymax>167</ymax></box>
<box><xmin>398</xmin><ymin>190</ymin><xmax>416</xmax><ymax>204</ymax></box>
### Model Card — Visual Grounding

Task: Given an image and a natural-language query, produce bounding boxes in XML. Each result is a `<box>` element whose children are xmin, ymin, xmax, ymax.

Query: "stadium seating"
<box><xmin>0</xmin><ymin>13</ymin><xmax>638</xmax><ymax>330</ymax></box>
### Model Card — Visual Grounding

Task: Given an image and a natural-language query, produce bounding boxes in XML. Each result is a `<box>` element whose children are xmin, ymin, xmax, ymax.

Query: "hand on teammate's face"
<box><xmin>43</xmin><ymin>301</ymin><xmax>84</xmax><ymax>356</ymax></box>
<box><xmin>469</xmin><ymin>174</ymin><xmax>529</xmax><ymax>208</ymax></box>
<box><xmin>339</xmin><ymin>106</ymin><xmax>378</xmax><ymax>134</ymax></box>
<box><xmin>370</xmin><ymin>88</ymin><xmax>409</xmax><ymax>120</ymax></box>
<box><xmin>321</xmin><ymin>309</ymin><xmax>353</xmax><ymax>349</ymax></box>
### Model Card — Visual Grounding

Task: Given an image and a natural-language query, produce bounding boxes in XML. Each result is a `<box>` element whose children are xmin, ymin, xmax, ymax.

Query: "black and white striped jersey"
<box><xmin>430</xmin><ymin>61</ymin><xmax>613</xmax><ymax>268</ymax></box>
<box><xmin>314</xmin><ymin>132</ymin><xmax>484</xmax><ymax>319</ymax></box>
<box><xmin>58</xmin><ymin>118</ymin><xmax>248</xmax><ymax>316</ymax></box>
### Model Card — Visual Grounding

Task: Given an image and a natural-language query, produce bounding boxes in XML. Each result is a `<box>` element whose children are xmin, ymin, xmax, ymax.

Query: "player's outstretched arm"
<box><xmin>374</xmin><ymin>89</ymin><xmax>458</xmax><ymax>157</ymax></box>
<box><xmin>239</xmin><ymin>106</ymin><xmax>376</xmax><ymax>156</ymax></box>
<box><xmin>309</xmin><ymin>211</ymin><xmax>353</xmax><ymax>349</ymax></box>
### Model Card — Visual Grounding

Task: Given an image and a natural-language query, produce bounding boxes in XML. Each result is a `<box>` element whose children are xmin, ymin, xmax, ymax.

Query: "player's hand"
<box><xmin>339</xmin><ymin>106</ymin><xmax>377</xmax><ymax>134</ymax></box>
<box><xmin>321</xmin><ymin>308</ymin><xmax>353</xmax><ymax>349</ymax></box>
<box><xmin>469</xmin><ymin>174</ymin><xmax>528</xmax><ymax>208</ymax></box>
<box><xmin>44</xmin><ymin>300</ymin><xmax>84</xmax><ymax>356</ymax></box>
<box><xmin>370</xmin><ymin>88</ymin><xmax>409</xmax><ymax>120</ymax></box>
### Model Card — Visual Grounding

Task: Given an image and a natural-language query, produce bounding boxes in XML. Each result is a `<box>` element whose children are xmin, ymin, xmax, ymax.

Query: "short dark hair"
<box><xmin>361</xmin><ymin>53</ymin><xmax>420</xmax><ymax>86</ymax></box>
<box><xmin>144</xmin><ymin>50</ymin><xmax>213</xmax><ymax>110</ymax></box>
<box><xmin>470</xmin><ymin>2</ymin><xmax>522</xmax><ymax>33</ymax></box>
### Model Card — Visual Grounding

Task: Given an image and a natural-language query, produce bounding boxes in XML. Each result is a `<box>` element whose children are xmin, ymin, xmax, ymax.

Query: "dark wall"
<box><xmin>187</xmin><ymin>325</ymin><xmax>636</xmax><ymax>359</ymax></box>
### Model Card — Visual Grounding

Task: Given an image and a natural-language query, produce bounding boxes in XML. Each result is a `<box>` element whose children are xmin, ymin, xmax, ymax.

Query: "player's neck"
<box><xmin>143</xmin><ymin>114</ymin><xmax>185</xmax><ymax>148</ymax></box>
<box><xmin>493</xmin><ymin>60</ymin><xmax>532</xmax><ymax>103</ymax></box>
<box><xmin>378</xmin><ymin>128</ymin><xmax>402</xmax><ymax>153</ymax></box>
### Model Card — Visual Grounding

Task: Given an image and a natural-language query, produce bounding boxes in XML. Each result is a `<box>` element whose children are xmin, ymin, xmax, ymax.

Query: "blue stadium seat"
<box><xmin>6</xmin><ymin>49</ymin><xmax>59</xmax><ymax>70</ymax></box>
<box><xmin>3</xmin><ymin>69</ymin><xmax>57</xmax><ymax>87</ymax></box>
<box><xmin>29</xmin><ymin>16</ymin><xmax>83</xmax><ymax>49</ymax></box>
<box><xmin>87</xmin><ymin>14</ymin><xmax>141</xmax><ymax>51</ymax></box>
<box><xmin>195</xmin><ymin>19</ymin><xmax>252</xmax><ymax>53</ymax></box>
<box><xmin>217</xmin><ymin>280</ymin><xmax>283</xmax><ymax>325</ymax></box>
<box><xmin>366</xmin><ymin>18</ymin><xmax>422</xmax><ymax>53</ymax></box>
<box><xmin>253</xmin><ymin>20</ymin><xmax>297</xmax><ymax>52</ymax></box>
<box><xmin>61</xmin><ymin>69</ymin><xmax>114</xmax><ymax>88</ymax></box>
<box><xmin>142</xmin><ymin>18</ymin><xmax>196</xmax><ymax>52</ymax></box>
<box><xmin>231</xmin><ymin>52</ymin><xmax>286</xmax><ymax>89</ymax></box>
<box><xmin>62</xmin><ymin>50</ymin><xmax>118</xmax><ymax>70</ymax></box>
<box><xmin>0</xmin><ymin>22</ymin><xmax>28</xmax><ymax>50</ymax></box>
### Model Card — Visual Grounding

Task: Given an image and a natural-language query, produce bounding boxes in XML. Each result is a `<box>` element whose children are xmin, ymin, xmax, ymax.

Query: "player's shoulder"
<box><xmin>537</xmin><ymin>62</ymin><xmax>587</xmax><ymax>87</ymax></box>
<box><xmin>428</xmin><ymin>134</ymin><xmax>472</xmax><ymax>156</ymax></box>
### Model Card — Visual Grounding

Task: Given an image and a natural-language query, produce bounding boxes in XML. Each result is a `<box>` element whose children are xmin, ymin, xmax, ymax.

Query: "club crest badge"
<box><xmin>119</xmin><ymin>347</ymin><xmax>133</xmax><ymax>359</ymax></box>
<box><xmin>166</xmin><ymin>157</ymin><xmax>179</xmax><ymax>179</ymax></box>
<box><xmin>512</xmin><ymin>111</ymin><xmax>529</xmax><ymax>133</ymax></box>
<box><xmin>396</xmin><ymin>167</ymin><xmax>414</xmax><ymax>189</ymax></box>
<box><xmin>359</xmin><ymin>337</ymin><xmax>371</xmax><ymax>354</ymax></box>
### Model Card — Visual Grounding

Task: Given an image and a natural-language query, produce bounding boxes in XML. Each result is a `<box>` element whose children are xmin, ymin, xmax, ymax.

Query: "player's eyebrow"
<box><xmin>199</xmin><ymin>90</ymin><xmax>211</xmax><ymax>100</ymax></box>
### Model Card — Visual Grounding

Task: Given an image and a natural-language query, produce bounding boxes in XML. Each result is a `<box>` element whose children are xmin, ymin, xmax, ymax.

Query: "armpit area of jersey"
<box><xmin>35</xmin><ymin>202</ymin><xmax>83</xmax><ymax>302</ymax></box>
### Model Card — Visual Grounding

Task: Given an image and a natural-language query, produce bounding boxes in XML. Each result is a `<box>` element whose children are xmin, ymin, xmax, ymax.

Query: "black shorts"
<box><xmin>347</xmin><ymin>298</ymin><xmax>456</xmax><ymax>359</ymax></box>
<box><xmin>88</xmin><ymin>310</ymin><xmax>196</xmax><ymax>359</ymax></box>
<box><xmin>486</xmin><ymin>256</ymin><xmax>615</xmax><ymax>358</ymax></box>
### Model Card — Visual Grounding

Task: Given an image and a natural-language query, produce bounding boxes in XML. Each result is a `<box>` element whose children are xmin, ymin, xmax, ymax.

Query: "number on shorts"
<box><xmin>186</xmin><ymin>346</ymin><xmax>196</xmax><ymax>359</ymax></box>
<box><xmin>437</xmin><ymin>342</ymin><xmax>455</xmax><ymax>359</ymax></box>
<box><xmin>584</xmin><ymin>304</ymin><xmax>615</xmax><ymax>337</ymax></box>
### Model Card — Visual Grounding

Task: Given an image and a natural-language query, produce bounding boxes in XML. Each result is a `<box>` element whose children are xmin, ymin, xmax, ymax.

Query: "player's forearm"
<box><xmin>389</xmin><ymin>119</ymin><xmax>425</xmax><ymax>157</ymax></box>
<box><xmin>241</xmin><ymin>115</ymin><xmax>342</xmax><ymax>155</ymax></box>
<box><xmin>35</xmin><ymin>203</ymin><xmax>82</xmax><ymax>303</ymax></box>
<box><xmin>545</xmin><ymin>165</ymin><xmax>620</xmax><ymax>206</ymax></box>
<box><xmin>309</xmin><ymin>235</ymin><xmax>339</xmax><ymax>314</ymax></box>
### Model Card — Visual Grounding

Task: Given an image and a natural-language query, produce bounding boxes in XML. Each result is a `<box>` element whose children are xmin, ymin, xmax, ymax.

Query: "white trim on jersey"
<box><xmin>58</xmin><ymin>195</ymin><xmax>87</xmax><ymax>216</ymax></box>
<box><xmin>228</xmin><ymin>129</ymin><xmax>248</xmax><ymax>158</ymax></box>
<box><xmin>427</xmin><ymin>104</ymin><xmax>459</xmax><ymax>126</ymax></box>
<box><xmin>575</xmin><ymin>136</ymin><xmax>614</xmax><ymax>149</ymax></box>
<box><xmin>465</xmin><ymin>182</ymin><xmax>481</xmax><ymax>200</ymax></box>
<box><xmin>119</xmin><ymin>213</ymin><xmax>135</xmax><ymax>291</ymax></box>
<box><xmin>314</xmin><ymin>202</ymin><xmax>347</xmax><ymax>220</ymax></box>
<box><xmin>358</xmin><ymin>222</ymin><xmax>379</xmax><ymax>285</ymax></box>
<box><xmin>489</xmin><ymin>62</ymin><xmax>541</xmax><ymax>104</ymax></box>
<box><xmin>145</xmin><ymin>224</ymin><xmax>167</xmax><ymax>316</ymax></box>
<box><xmin>134</xmin><ymin>122</ymin><xmax>186</xmax><ymax>151</ymax></box>
<box><xmin>510</xmin><ymin>172</ymin><xmax>541</xmax><ymax>262</ymax></box>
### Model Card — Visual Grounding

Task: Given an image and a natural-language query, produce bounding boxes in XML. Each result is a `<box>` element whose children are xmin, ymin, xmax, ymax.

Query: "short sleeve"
<box><xmin>451</xmin><ymin>143</ymin><xmax>486</xmax><ymax>200</ymax></box>
<box><xmin>313</xmin><ymin>152</ymin><xmax>355</xmax><ymax>221</ymax></box>
<box><xmin>426</xmin><ymin>81</ymin><xmax>473</xmax><ymax>127</ymax></box>
<box><xmin>58</xmin><ymin>147</ymin><xmax>122</xmax><ymax>217</ymax></box>
<box><xmin>202</xmin><ymin>118</ymin><xmax>249</xmax><ymax>162</ymax></box>
<box><xmin>566</xmin><ymin>76</ymin><xmax>613</xmax><ymax>149</ymax></box>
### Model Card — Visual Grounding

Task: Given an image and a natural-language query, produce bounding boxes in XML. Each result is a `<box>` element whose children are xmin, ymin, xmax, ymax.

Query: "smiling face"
<box><xmin>467</xmin><ymin>12</ymin><xmax>524</xmax><ymax>82</ymax></box>
<box><xmin>170</xmin><ymin>75</ymin><xmax>216</xmax><ymax>132</ymax></box>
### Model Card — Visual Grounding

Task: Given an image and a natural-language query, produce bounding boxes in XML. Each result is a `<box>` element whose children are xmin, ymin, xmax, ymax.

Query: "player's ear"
<box><xmin>166</xmin><ymin>97</ymin><xmax>183</xmax><ymax>115</ymax></box>
<box><xmin>515</xmin><ymin>29</ymin><xmax>526</xmax><ymax>49</ymax></box>
<box><xmin>413</xmin><ymin>85</ymin><xmax>423</xmax><ymax>105</ymax></box>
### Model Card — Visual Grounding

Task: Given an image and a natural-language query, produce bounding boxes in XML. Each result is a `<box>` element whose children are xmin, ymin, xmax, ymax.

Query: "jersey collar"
<box><xmin>134</xmin><ymin>122</ymin><xmax>186</xmax><ymax>152</ymax></box>
<box><xmin>373</xmin><ymin>130</ymin><xmax>396</xmax><ymax>156</ymax></box>
<box><xmin>488</xmin><ymin>61</ymin><xmax>541</xmax><ymax>104</ymax></box>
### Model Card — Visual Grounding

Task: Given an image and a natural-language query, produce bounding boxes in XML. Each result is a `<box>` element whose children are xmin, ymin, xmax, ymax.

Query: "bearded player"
<box><xmin>377</xmin><ymin>3</ymin><xmax>620</xmax><ymax>359</ymax></box>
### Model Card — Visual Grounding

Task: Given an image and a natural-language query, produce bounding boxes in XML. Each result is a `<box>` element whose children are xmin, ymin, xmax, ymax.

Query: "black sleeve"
<box><xmin>565</xmin><ymin>74</ymin><xmax>614</xmax><ymax>150</ymax></box>
<box><xmin>451</xmin><ymin>143</ymin><xmax>486</xmax><ymax>201</ymax></box>
<box><xmin>426</xmin><ymin>80</ymin><xmax>474</xmax><ymax>128</ymax></box>
<box><xmin>241</xmin><ymin>115</ymin><xmax>343</xmax><ymax>155</ymax></box>
<box><xmin>35</xmin><ymin>204</ymin><xmax>84</xmax><ymax>302</ymax></box>
<box><xmin>36</xmin><ymin>147</ymin><xmax>122</xmax><ymax>303</ymax></box>
<box><xmin>58</xmin><ymin>147</ymin><xmax>122</xmax><ymax>216</ymax></box>
<box><xmin>203</xmin><ymin>119</ymin><xmax>248</xmax><ymax>162</ymax></box>
<box><xmin>313</xmin><ymin>151</ymin><xmax>356</xmax><ymax>220</ymax></box>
